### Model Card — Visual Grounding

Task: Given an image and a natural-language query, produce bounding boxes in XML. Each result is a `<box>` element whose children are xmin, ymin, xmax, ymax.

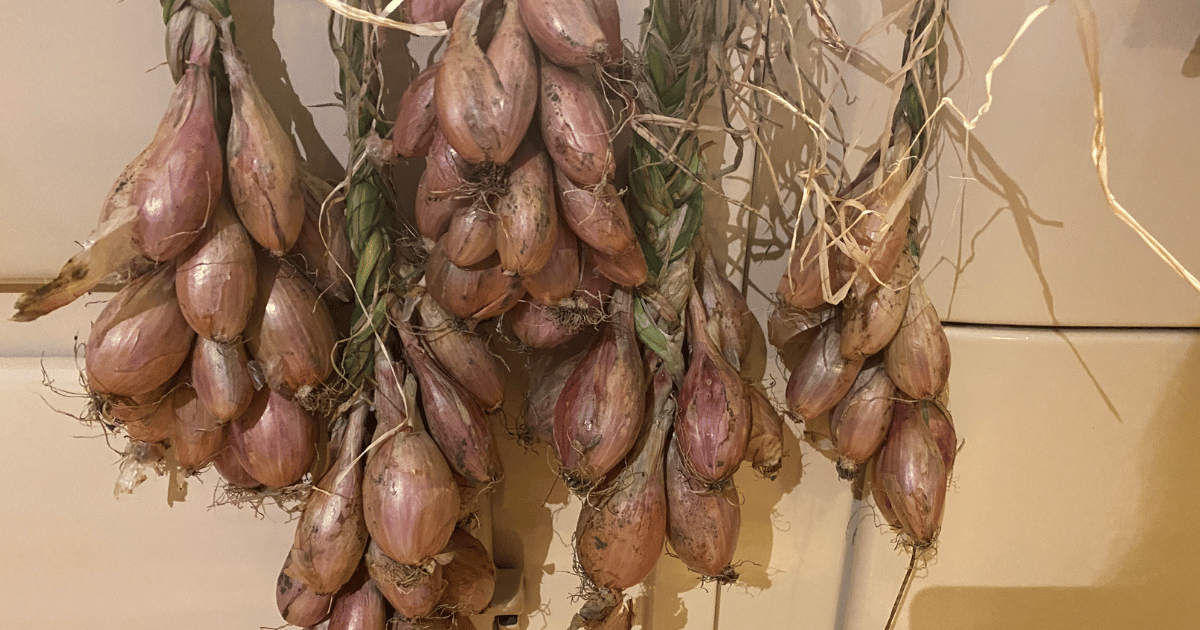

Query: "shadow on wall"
<box><xmin>907</xmin><ymin>335</ymin><xmax>1200</xmax><ymax>629</ymax></box>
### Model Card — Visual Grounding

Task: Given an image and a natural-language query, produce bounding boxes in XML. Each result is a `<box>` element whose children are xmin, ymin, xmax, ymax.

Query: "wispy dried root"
<box><xmin>211</xmin><ymin>479</ymin><xmax>312</xmax><ymax>516</ymax></box>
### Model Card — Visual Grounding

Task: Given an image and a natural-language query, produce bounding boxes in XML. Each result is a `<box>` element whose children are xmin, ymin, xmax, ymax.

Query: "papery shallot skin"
<box><xmin>294</xmin><ymin>170</ymin><xmax>355</xmax><ymax>303</ymax></box>
<box><xmin>744</xmin><ymin>384</ymin><xmax>783</xmax><ymax>479</ymax></box>
<box><xmin>840</xmin><ymin>254</ymin><xmax>914</xmax><ymax>361</ymax></box>
<box><xmin>875</xmin><ymin>400</ymin><xmax>948</xmax><ymax>545</ymax></box>
<box><xmin>175</xmin><ymin>202</ymin><xmax>257</xmax><ymax>342</ymax></box>
<box><xmin>553</xmin><ymin>288</ymin><xmax>645</xmax><ymax>492</ymax></box>
<box><xmin>496</xmin><ymin>141</ymin><xmax>557</xmax><ymax>277</ymax></box>
<box><xmin>526</xmin><ymin>350</ymin><xmax>586</xmax><ymax>444</ymax></box>
<box><xmin>86</xmin><ymin>265</ymin><xmax>195</xmax><ymax>398</ymax></box>
<box><xmin>286</xmin><ymin>408</ymin><xmax>370</xmax><ymax>595</ymax></box>
<box><xmin>230</xmin><ymin>387</ymin><xmax>318</xmax><ymax>488</ymax></box>
<box><xmin>326</xmin><ymin>565</ymin><xmax>387</xmax><ymax>630</ymax></box>
<box><xmin>486</xmin><ymin>0</ymin><xmax>540</xmax><ymax>162</ymax></box>
<box><xmin>884</xmin><ymin>276</ymin><xmax>951</xmax><ymax>400</ymax></box>
<box><xmin>519</xmin><ymin>0</ymin><xmax>608</xmax><ymax>67</ymax></box>
<box><xmin>436</xmin><ymin>528</ymin><xmax>496</xmax><ymax>615</ymax></box>
<box><xmin>574</xmin><ymin>362</ymin><xmax>671</xmax><ymax>590</ymax></box>
<box><xmin>366</xmin><ymin>541</ymin><xmax>444</xmax><ymax>619</ymax></box>
<box><xmin>393</xmin><ymin>63</ymin><xmax>441</xmax><ymax>159</ymax></box>
<box><xmin>674</xmin><ymin>293</ymin><xmax>752</xmax><ymax>486</ymax></box>
<box><xmin>245</xmin><ymin>258</ymin><xmax>337</xmax><ymax>398</ymax></box>
<box><xmin>785</xmin><ymin>318</ymin><xmax>864</xmax><ymax>423</ymax></box>
<box><xmin>835</xmin><ymin>171</ymin><xmax>911</xmax><ymax>296</ymax></box>
<box><xmin>829</xmin><ymin>363</ymin><xmax>896</xmax><ymax>479</ymax></box>
<box><xmin>362</xmin><ymin>363</ymin><xmax>460</xmax><ymax>567</ymax></box>
<box><xmin>925</xmin><ymin>401</ymin><xmax>958</xmax><ymax>473</ymax></box>
<box><xmin>540</xmin><ymin>62</ymin><xmax>615</xmax><ymax>187</ymax></box>
<box><xmin>436</xmin><ymin>0</ymin><xmax>507</xmax><ymax>165</ymax></box>
<box><xmin>132</xmin><ymin>17</ymin><xmax>222</xmax><ymax>262</ymax></box>
<box><xmin>417</xmin><ymin>292</ymin><xmax>506</xmax><ymax>411</ymax></box>
<box><xmin>776</xmin><ymin>225</ymin><xmax>829</xmax><ymax>311</ymax></box>
<box><xmin>399</xmin><ymin>326</ymin><xmax>503</xmax><ymax>487</ymax></box>
<box><xmin>278</xmin><ymin>555</ymin><xmax>334</xmax><ymax>627</ymax></box>
<box><xmin>665</xmin><ymin>436</ymin><xmax>740</xmax><ymax>579</ymax></box>
<box><xmin>221</xmin><ymin>20</ymin><xmax>305</xmax><ymax>255</ymax></box>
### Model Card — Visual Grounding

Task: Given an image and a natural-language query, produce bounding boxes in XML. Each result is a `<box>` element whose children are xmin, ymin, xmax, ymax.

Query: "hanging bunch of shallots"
<box><xmin>13</xmin><ymin>2</ymin><xmax>352</xmax><ymax>496</ymax></box>
<box><xmin>767</xmin><ymin>1</ymin><xmax>955</xmax><ymax>624</ymax></box>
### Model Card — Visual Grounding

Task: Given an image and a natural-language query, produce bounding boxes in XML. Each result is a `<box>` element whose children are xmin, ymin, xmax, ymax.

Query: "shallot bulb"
<box><xmin>834</xmin><ymin>170</ymin><xmax>911</xmax><ymax>296</ymax></box>
<box><xmin>674</xmin><ymin>292</ymin><xmax>752</xmax><ymax>487</ymax></box>
<box><xmin>840</xmin><ymin>254</ymin><xmax>914</xmax><ymax>361</ymax></box>
<box><xmin>417</xmin><ymin>292</ymin><xmax>506</xmax><ymax>411</ymax></box>
<box><xmin>525</xmin><ymin>349</ymin><xmax>586</xmax><ymax>444</ymax></box>
<box><xmin>294</xmin><ymin>170</ymin><xmax>355</xmax><ymax>303</ymax></box>
<box><xmin>553</xmin><ymin>287</ymin><xmax>646</xmax><ymax>494</ymax></box>
<box><xmin>400</xmin><ymin>325</ymin><xmax>503</xmax><ymax>486</ymax></box>
<box><xmin>213</xmin><ymin>424</ymin><xmax>260</xmax><ymax>488</ymax></box>
<box><xmin>767</xmin><ymin>302</ymin><xmax>836</xmax><ymax>350</ymax></box>
<box><xmin>697</xmin><ymin>247</ymin><xmax>758</xmax><ymax>372</ymax></box>
<box><xmin>435</xmin><ymin>0</ymin><xmax>508</xmax><ymax>165</ymax></box>
<box><xmin>245</xmin><ymin>257</ymin><xmax>337</xmax><ymax>398</ymax></box>
<box><xmin>884</xmin><ymin>276</ymin><xmax>951</xmax><ymax>400</ymax></box>
<box><xmin>555</xmin><ymin>168</ymin><xmax>634</xmax><ymax>257</ymax></box>
<box><xmin>286</xmin><ymin>406</ymin><xmax>370</xmax><ymax>595</ymax></box>
<box><xmin>540</xmin><ymin>62</ymin><xmax>615</xmax><ymax>186</ymax></box>
<box><xmin>175</xmin><ymin>201</ymin><xmax>257</xmax><ymax>342</ymax></box>
<box><xmin>574</xmin><ymin>361</ymin><xmax>671</xmax><ymax>590</ymax></box>
<box><xmin>393</xmin><ymin>63</ymin><xmax>441</xmax><ymax>159</ymax></box>
<box><xmin>784</xmin><ymin>318</ymin><xmax>864</xmax><ymax>424</ymax></box>
<box><xmin>109</xmin><ymin>382</ymin><xmax>176</xmax><ymax>444</ymax></box>
<box><xmin>521</xmin><ymin>217</ymin><xmax>580</xmax><ymax>305</ymax></box>
<box><xmin>230</xmin><ymin>387</ymin><xmax>318</xmax><ymax>488</ymax></box>
<box><xmin>425</xmin><ymin>242</ymin><xmax>525</xmax><ymax>322</ymax></box>
<box><xmin>362</xmin><ymin>360</ymin><xmax>459</xmax><ymax>566</ymax></box>
<box><xmin>190</xmin><ymin>336</ymin><xmax>254</xmax><ymax>422</ymax></box>
<box><xmin>132</xmin><ymin>15</ymin><xmax>222</xmax><ymax>262</ymax></box>
<box><xmin>744</xmin><ymin>385</ymin><xmax>784</xmax><ymax>479</ymax></box>
<box><xmin>366</xmin><ymin>540</ymin><xmax>445</xmax><ymax>619</ymax></box>
<box><xmin>665</xmin><ymin>436</ymin><xmax>740</xmax><ymax>581</ymax></box>
<box><xmin>86</xmin><ymin>264</ymin><xmax>194</xmax><ymax>398</ymax></box>
<box><xmin>587</xmin><ymin>242</ymin><xmax>648</xmax><ymax>288</ymax></box>
<box><xmin>486</xmin><ymin>0</ymin><xmax>539</xmax><ymax>162</ymax></box>
<box><xmin>221</xmin><ymin>19</ymin><xmax>305</xmax><ymax>255</ymax></box>
<box><xmin>777</xmin><ymin>224</ymin><xmax>831</xmax><ymax>310</ymax></box>
<box><xmin>829</xmin><ymin>362</ymin><xmax>896</xmax><ymax>480</ymax></box>
<box><xmin>326</xmin><ymin>565</ymin><xmax>386</xmax><ymax>630</ymax></box>
<box><xmin>874</xmin><ymin>400</ymin><xmax>948</xmax><ymax>545</ymax></box>
<box><xmin>495</xmin><ymin>139</ymin><xmax>557</xmax><ymax>277</ymax></box>
<box><xmin>169</xmin><ymin>386</ymin><xmax>225</xmax><ymax>472</ymax></box>
<box><xmin>519</xmin><ymin>0</ymin><xmax>608</xmax><ymax>67</ymax></box>
<box><xmin>277</xmin><ymin>555</ymin><xmax>334</xmax><ymax>627</ymax></box>
<box><xmin>436</xmin><ymin>528</ymin><xmax>496</xmax><ymax>615</ymax></box>
<box><xmin>442</xmin><ymin>201</ymin><xmax>499</xmax><ymax>269</ymax></box>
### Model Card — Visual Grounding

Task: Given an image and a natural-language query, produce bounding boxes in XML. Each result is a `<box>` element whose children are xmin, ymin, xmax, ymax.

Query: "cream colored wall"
<box><xmin>2</xmin><ymin>1</ymin><xmax>1199</xmax><ymax>630</ymax></box>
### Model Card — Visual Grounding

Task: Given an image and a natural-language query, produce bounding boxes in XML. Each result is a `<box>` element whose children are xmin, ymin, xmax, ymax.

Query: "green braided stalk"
<box><xmin>333</xmin><ymin>5</ymin><xmax>399</xmax><ymax>389</ymax></box>
<box><xmin>627</xmin><ymin>0</ymin><xmax>722</xmax><ymax>378</ymax></box>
